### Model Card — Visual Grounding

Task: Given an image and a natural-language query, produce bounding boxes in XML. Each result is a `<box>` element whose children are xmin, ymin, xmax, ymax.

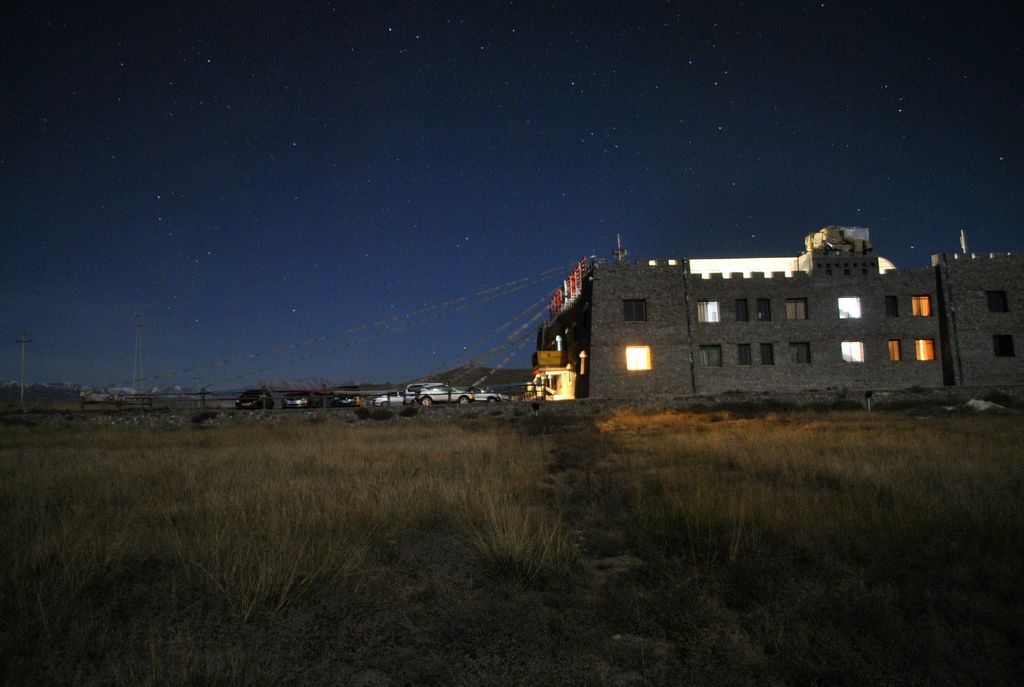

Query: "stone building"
<box><xmin>534</xmin><ymin>228</ymin><xmax>1023</xmax><ymax>399</ymax></box>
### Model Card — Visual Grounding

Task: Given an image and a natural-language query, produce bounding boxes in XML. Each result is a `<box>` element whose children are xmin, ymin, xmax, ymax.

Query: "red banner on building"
<box><xmin>549</xmin><ymin>257</ymin><xmax>588</xmax><ymax>320</ymax></box>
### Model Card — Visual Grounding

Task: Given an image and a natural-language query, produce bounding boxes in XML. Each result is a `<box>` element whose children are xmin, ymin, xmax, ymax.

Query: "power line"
<box><xmin>202</xmin><ymin>274</ymin><xmax>547</xmax><ymax>389</ymax></box>
<box><xmin>133</xmin><ymin>263</ymin><xmax>568</xmax><ymax>388</ymax></box>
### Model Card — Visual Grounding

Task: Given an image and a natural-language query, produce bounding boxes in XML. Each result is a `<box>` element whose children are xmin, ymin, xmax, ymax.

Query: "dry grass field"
<box><xmin>1</xmin><ymin>409</ymin><xmax>1022</xmax><ymax>685</ymax></box>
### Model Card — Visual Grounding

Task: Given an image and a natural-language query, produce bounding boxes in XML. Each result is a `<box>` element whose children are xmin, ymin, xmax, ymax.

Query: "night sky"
<box><xmin>3</xmin><ymin>2</ymin><xmax>1022</xmax><ymax>389</ymax></box>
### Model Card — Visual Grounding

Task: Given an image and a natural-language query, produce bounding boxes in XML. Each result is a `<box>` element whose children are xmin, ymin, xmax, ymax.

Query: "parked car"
<box><xmin>329</xmin><ymin>394</ymin><xmax>360</xmax><ymax>408</ymax></box>
<box><xmin>416</xmin><ymin>384</ymin><xmax>474</xmax><ymax>406</ymax></box>
<box><xmin>371</xmin><ymin>391</ymin><xmax>406</xmax><ymax>406</ymax></box>
<box><xmin>468</xmin><ymin>386</ymin><xmax>506</xmax><ymax>402</ymax></box>
<box><xmin>235</xmin><ymin>388</ymin><xmax>274</xmax><ymax>409</ymax></box>
<box><xmin>283</xmin><ymin>392</ymin><xmax>314</xmax><ymax>409</ymax></box>
<box><xmin>403</xmin><ymin>382</ymin><xmax>442</xmax><ymax>404</ymax></box>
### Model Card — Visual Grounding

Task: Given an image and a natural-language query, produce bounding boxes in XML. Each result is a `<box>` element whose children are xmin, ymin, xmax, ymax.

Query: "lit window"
<box><xmin>648</xmin><ymin>260</ymin><xmax>658</xmax><ymax>266</ymax></box>
<box><xmin>699</xmin><ymin>344</ymin><xmax>723</xmax><ymax>367</ymax></box>
<box><xmin>841</xmin><ymin>341</ymin><xmax>865</xmax><ymax>363</ymax></box>
<box><xmin>786</xmin><ymin>298</ymin><xmax>808</xmax><ymax>320</ymax></box>
<box><xmin>888</xmin><ymin>339</ymin><xmax>901</xmax><ymax>362</ymax></box>
<box><xmin>625</xmin><ymin>346</ymin><xmax>651</xmax><ymax>370</ymax></box>
<box><xmin>789</xmin><ymin>342</ymin><xmax>811</xmax><ymax>364</ymax></box>
<box><xmin>911</xmin><ymin>295</ymin><xmax>932</xmax><ymax>317</ymax></box>
<box><xmin>837</xmin><ymin>297</ymin><xmax>861</xmax><ymax>319</ymax></box>
<box><xmin>914</xmin><ymin>339</ymin><xmax>935</xmax><ymax>361</ymax></box>
<box><xmin>994</xmin><ymin>335</ymin><xmax>1015</xmax><ymax>357</ymax></box>
<box><xmin>987</xmin><ymin>290</ymin><xmax>1009</xmax><ymax>312</ymax></box>
<box><xmin>623</xmin><ymin>299</ymin><xmax>647</xmax><ymax>322</ymax></box>
<box><xmin>667</xmin><ymin>259</ymin><xmax>678</xmax><ymax>266</ymax></box>
<box><xmin>697</xmin><ymin>300</ymin><xmax>720</xmax><ymax>322</ymax></box>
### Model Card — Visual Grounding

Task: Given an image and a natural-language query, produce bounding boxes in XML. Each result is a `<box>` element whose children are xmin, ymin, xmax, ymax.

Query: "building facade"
<box><xmin>535</xmin><ymin>230</ymin><xmax>1023</xmax><ymax>399</ymax></box>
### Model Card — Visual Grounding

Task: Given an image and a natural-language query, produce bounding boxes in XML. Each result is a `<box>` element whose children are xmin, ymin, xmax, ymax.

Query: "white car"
<box><xmin>468</xmin><ymin>386</ymin><xmax>505</xmax><ymax>402</ymax></box>
<box><xmin>416</xmin><ymin>384</ymin><xmax>474</xmax><ymax>406</ymax></box>
<box><xmin>371</xmin><ymin>391</ymin><xmax>406</xmax><ymax>406</ymax></box>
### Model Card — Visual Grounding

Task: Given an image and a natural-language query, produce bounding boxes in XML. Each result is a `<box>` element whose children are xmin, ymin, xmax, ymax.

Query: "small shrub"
<box><xmin>191</xmin><ymin>411</ymin><xmax>218</xmax><ymax>424</ymax></box>
<box><xmin>354</xmin><ymin>407</ymin><xmax>370</xmax><ymax>419</ymax></box>
<box><xmin>369</xmin><ymin>408</ymin><xmax>394</xmax><ymax>421</ymax></box>
<box><xmin>400</xmin><ymin>406</ymin><xmax>418</xmax><ymax>417</ymax></box>
<box><xmin>983</xmin><ymin>390</ymin><xmax>1014</xmax><ymax>407</ymax></box>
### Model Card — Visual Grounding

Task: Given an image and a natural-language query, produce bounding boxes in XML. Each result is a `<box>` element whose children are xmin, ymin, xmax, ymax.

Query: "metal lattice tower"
<box><xmin>132</xmin><ymin>314</ymin><xmax>143</xmax><ymax>394</ymax></box>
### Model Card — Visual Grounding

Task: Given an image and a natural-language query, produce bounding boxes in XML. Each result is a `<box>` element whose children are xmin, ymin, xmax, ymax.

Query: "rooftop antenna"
<box><xmin>612</xmin><ymin>233</ymin><xmax>628</xmax><ymax>264</ymax></box>
<box><xmin>132</xmin><ymin>313</ymin><xmax>143</xmax><ymax>394</ymax></box>
<box><xmin>17</xmin><ymin>330</ymin><xmax>31</xmax><ymax>409</ymax></box>
<box><xmin>959</xmin><ymin>228</ymin><xmax>968</xmax><ymax>254</ymax></box>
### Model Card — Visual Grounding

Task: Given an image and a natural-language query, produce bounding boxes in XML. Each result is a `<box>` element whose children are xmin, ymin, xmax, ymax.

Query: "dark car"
<box><xmin>235</xmin><ymin>388</ymin><xmax>274</xmax><ymax>409</ymax></box>
<box><xmin>329</xmin><ymin>394</ymin><xmax>360</xmax><ymax>408</ymax></box>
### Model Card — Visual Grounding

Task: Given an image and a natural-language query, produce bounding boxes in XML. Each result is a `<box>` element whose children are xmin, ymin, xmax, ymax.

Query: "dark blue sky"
<box><xmin>3</xmin><ymin>1</ymin><xmax>1022</xmax><ymax>388</ymax></box>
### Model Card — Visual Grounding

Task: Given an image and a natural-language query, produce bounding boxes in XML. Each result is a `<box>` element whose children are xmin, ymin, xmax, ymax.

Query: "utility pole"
<box><xmin>612</xmin><ymin>233</ymin><xmax>628</xmax><ymax>263</ymax></box>
<box><xmin>132</xmin><ymin>314</ymin><xmax>143</xmax><ymax>394</ymax></box>
<box><xmin>17</xmin><ymin>330</ymin><xmax>31</xmax><ymax>409</ymax></box>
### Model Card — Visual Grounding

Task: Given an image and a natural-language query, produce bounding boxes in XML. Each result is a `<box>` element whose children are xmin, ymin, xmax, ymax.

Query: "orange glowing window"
<box><xmin>625</xmin><ymin>346</ymin><xmax>651</xmax><ymax>371</ymax></box>
<box><xmin>911</xmin><ymin>295</ymin><xmax>932</xmax><ymax>317</ymax></box>
<box><xmin>914</xmin><ymin>338</ymin><xmax>935</xmax><ymax>361</ymax></box>
<box><xmin>887</xmin><ymin>339</ymin><xmax>902</xmax><ymax>362</ymax></box>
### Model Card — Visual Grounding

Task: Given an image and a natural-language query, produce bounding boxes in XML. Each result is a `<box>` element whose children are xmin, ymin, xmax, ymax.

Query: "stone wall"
<box><xmin>537</xmin><ymin>250</ymin><xmax>1022</xmax><ymax>399</ymax></box>
<box><xmin>687</xmin><ymin>265</ymin><xmax>944</xmax><ymax>393</ymax></box>
<box><xmin>588</xmin><ymin>262</ymin><xmax>693</xmax><ymax>398</ymax></box>
<box><xmin>935</xmin><ymin>252</ymin><xmax>1024</xmax><ymax>387</ymax></box>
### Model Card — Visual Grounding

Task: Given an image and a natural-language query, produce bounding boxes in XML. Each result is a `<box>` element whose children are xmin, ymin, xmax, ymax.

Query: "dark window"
<box><xmin>785</xmin><ymin>298</ymin><xmax>808</xmax><ymax>320</ymax></box>
<box><xmin>885</xmin><ymin>296</ymin><xmax>899</xmax><ymax>317</ymax></box>
<box><xmin>756</xmin><ymin>298</ymin><xmax>771</xmax><ymax>321</ymax></box>
<box><xmin>994</xmin><ymin>335</ymin><xmax>1015</xmax><ymax>357</ymax></box>
<box><xmin>760</xmin><ymin>343</ymin><xmax>774</xmax><ymax>365</ymax></box>
<box><xmin>699</xmin><ymin>345</ymin><xmax>723</xmax><ymax>367</ymax></box>
<box><xmin>735</xmin><ymin>299</ymin><xmax>749</xmax><ymax>322</ymax></box>
<box><xmin>987</xmin><ymin>290</ymin><xmax>1009</xmax><ymax>313</ymax></box>
<box><xmin>789</xmin><ymin>342</ymin><xmax>811</xmax><ymax>364</ymax></box>
<box><xmin>623</xmin><ymin>299</ymin><xmax>646</xmax><ymax>322</ymax></box>
<box><xmin>737</xmin><ymin>343</ymin><xmax>751</xmax><ymax>366</ymax></box>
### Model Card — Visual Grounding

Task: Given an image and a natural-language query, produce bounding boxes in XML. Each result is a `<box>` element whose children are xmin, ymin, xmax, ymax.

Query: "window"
<box><xmin>887</xmin><ymin>339</ymin><xmax>902</xmax><ymax>362</ymax></box>
<box><xmin>735</xmin><ymin>299</ymin><xmax>749</xmax><ymax>322</ymax></box>
<box><xmin>697</xmin><ymin>300</ymin><xmax>720</xmax><ymax>323</ymax></box>
<box><xmin>841</xmin><ymin>341</ymin><xmax>866</xmax><ymax>363</ymax></box>
<box><xmin>885</xmin><ymin>296</ymin><xmax>899</xmax><ymax>317</ymax></box>
<box><xmin>789</xmin><ymin>342</ymin><xmax>811</xmax><ymax>364</ymax></box>
<box><xmin>756</xmin><ymin>298</ymin><xmax>772</xmax><ymax>321</ymax></box>
<box><xmin>914</xmin><ymin>339</ymin><xmax>935</xmax><ymax>361</ymax></box>
<box><xmin>837</xmin><ymin>297</ymin><xmax>862</xmax><ymax>319</ymax></box>
<box><xmin>760</xmin><ymin>343</ymin><xmax>774</xmax><ymax>365</ymax></box>
<box><xmin>623</xmin><ymin>299</ymin><xmax>647</xmax><ymax>322</ymax></box>
<box><xmin>785</xmin><ymin>298</ymin><xmax>808</xmax><ymax>320</ymax></box>
<box><xmin>737</xmin><ymin>343</ymin><xmax>751</xmax><ymax>365</ymax></box>
<box><xmin>994</xmin><ymin>335</ymin><xmax>1015</xmax><ymax>357</ymax></box>
<box><xmin>987</xmin><ymin>290</ymin><xmax>1009</xmax><ymax>313</ymax></box>
<box><xmin>699</xmin><ymin>345</ymin><xmax>723</xmax><ymax>367</ymax></box>
<box><xmin>625</xmin><ymin>346</ymin><xmax>651</xmax><ymax>370</ymax></box>
<box><xmin>911</xmin><ymin>295</ymin><xmax>932</xmax><ymax>317</ymax></box>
